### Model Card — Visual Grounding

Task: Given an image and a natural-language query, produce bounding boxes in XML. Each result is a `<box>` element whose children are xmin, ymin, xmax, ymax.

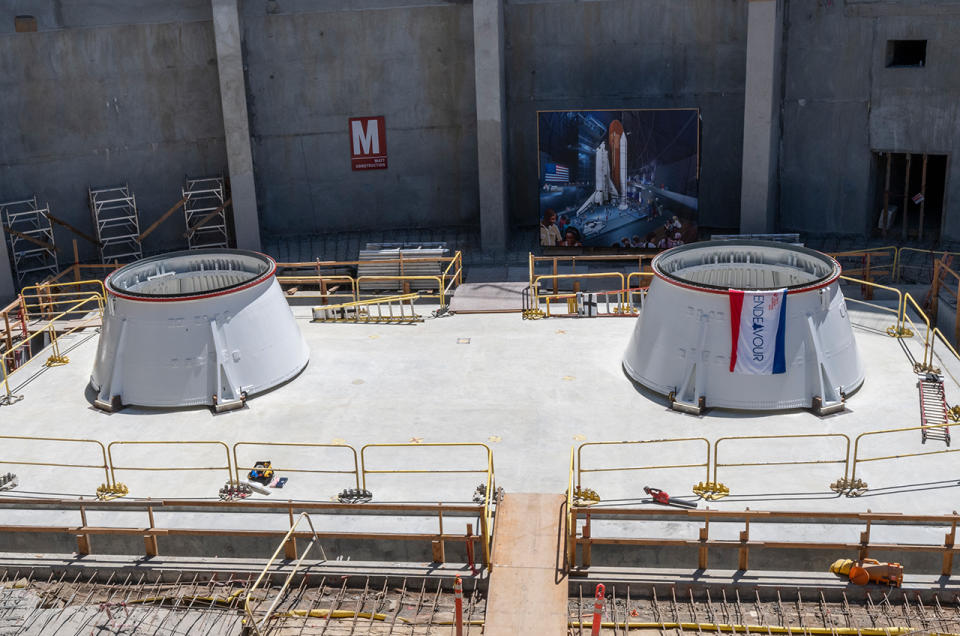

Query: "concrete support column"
<box><xmin>739</xmin><ymin>0</ymin><xmax>783</xmax><ymax>234</ymax></box>
<box><xmin>473</xmin><ymin>0</ymin><xmax>508</xmax><ymax>253</ymax></box>
<box><xmin>0</xmin><ymin>236</ymin><xmax>14</xmax><ymax>303</ymax></box>
<box><xmin>211</xmin><ymin>0</ymin><xmax>261</xmax><ymax>250</ymax></box>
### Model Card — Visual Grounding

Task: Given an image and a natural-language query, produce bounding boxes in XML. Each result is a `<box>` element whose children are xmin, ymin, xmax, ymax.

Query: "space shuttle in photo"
<box><xmin>578</xmin><ymin>120</ymin><xmax>628</xmax><ymax>215</ymax></box>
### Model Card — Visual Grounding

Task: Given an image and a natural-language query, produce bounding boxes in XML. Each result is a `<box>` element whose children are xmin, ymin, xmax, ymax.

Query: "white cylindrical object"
<box><xmin>623</xmin><ymin>240</ymin><xmax>863</xmax><ymax>411</ymax></box>
<box><xmin>90</xmin><ymin>249</ymin><xmax>309</xmax><ymax>409</ymax></box>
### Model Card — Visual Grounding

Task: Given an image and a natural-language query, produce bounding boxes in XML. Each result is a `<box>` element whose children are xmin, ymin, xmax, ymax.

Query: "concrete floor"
<box><xmin>1</xmin><ymin>291</ymin><xmax>958</xmax><ymax>549</ymax></box>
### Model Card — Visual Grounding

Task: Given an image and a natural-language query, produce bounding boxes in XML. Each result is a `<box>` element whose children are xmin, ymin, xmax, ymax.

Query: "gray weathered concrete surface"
<box><xmin>212</xmin><ymin>0</ymin><xmax>260</xmax><ymax>251</ymax></box>
<box><xmin>779</xmin><ymin>1</ymin><xmax>960</xmax><ymax>239</ymax></box>
<box><xmin>241</xmin><ymin>2</ymin><xmax>479</xmax><ymax>240</ymax></box>
<box><xmin>504</xmin><ymin>0</ymin><xmax>748</xmax><ymax>232</ymax></box>
<box><xmin>0</xmin><ymin>13</ymin><xmax>227</xmax><ymax>263</ymax></box>
<box><xmin>474</xmin><ymin>0</ymin><xmax>509</xmax><ymax>254</ymax></box>
<box><xmin>739</xmin><ymin>0</ymin><xmax>781</xmax><ymax>234</ymax></box>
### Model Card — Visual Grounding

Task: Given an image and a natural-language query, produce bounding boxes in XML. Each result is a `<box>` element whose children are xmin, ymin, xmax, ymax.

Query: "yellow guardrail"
<box><xmin>576</xmin><ymin>439</ymin><xmax>710</xmax><ymax>498</ymax></box>
<box><xmin>566</xmin><ymin>446</ymin><xmax>576</xmax><ymax>569</ymax></box>
<box><xmin>243</xmin><ymin>512</ymin><xmax>328</xmax><ymax>636</ymax></box>
<box><xmin>311</xmin><ymin>292</ymin><xmax>422</xmax><ymax>323</ymax></box>
<box><xmin>275</xmin><ymin>274</ymin><xmax>357</xmax><ymax>303</ymax></box>
<box><xmin>838</xmin><ymin>275</ymin><xmax>905</xmax><ymax>336</ymax></box>
<box><xmin>848</xmin><ymin>424</ymin><xmax>960</xmax><ymax>494</ymax></box>
<box><xmin>356</xmin><ymin>275</ymin><xmax>446</xmax><ymax>307</ymax></box>
<box><xmin>829</xmin><ymin>246</ymin><xmax>898</xmax><ymax>283</ymax></box>
<box><xmin>903</xmin><ymin>292</ymin><xmax>934</xmax><ymax>371</ymax></box>
<box><xmin>232</xmin><ymin>442</ymin><xmax>360</xmax><ymax>490</ymax></box>
<box><xmin>107</xmin><ymin>440</ymin><xmax>235</xmax><ymax>494</ymax></box>
<box><xmin>19</xmin><ymin>279</ymin><xmax>107</xmax><ymax>321</ymax></box>
<box><xmin>707</xmin><ymin>433</ymin><xmax>852</xmax><ymax>500</ymax></box>
<box><xmin>896</xmin><ymin>247</ymin><xmax>960</xmax><ymax>282</ymax></box>
<box><xmin>2</xmin><ymin>291</ymin><xmax>104</xmax><ymax>402</ymax></box>
<box><xmin>359</xmin><ymin>442</ymin><xmax>494</xmax><ymax>567</ymax></box>
<box><xmin>0</xmin><ymin>435</ymin><xmax>112</xmax><ymax>493</ymax></box>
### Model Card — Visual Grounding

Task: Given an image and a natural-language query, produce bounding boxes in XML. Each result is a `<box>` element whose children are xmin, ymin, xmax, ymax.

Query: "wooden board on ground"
<box><xmin>484</xmin><ymin>493</ymin><xmax>567</xmax><ymax>635</ymax></box>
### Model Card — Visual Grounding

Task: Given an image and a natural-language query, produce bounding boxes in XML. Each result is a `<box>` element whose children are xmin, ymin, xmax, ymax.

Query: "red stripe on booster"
<box><xmin>728</xmin><ymin>289</ymin><xmax>744</xmax><ymax>372</ymax></box>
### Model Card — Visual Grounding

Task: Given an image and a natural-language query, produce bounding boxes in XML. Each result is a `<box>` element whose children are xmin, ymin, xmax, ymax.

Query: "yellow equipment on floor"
<box><xmin>830</xmin><ymin>558</ymin><xmax>903</xmax><ymax>587</ymax></box>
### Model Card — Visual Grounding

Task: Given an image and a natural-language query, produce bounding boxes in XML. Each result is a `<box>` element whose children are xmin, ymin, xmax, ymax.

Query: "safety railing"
<box><xmin>531</xmin><ymin>272</ymin><xmax>628</xmax><ymax>318</ymax></box>
<box><xmin>928</xmin><ymin>257</ymin><xmax>960</xmax><ymax>347</ymax></box>
<box><xmin>0</xmin><ymin>497</ymin><xmax>492</xmax><ymax>576</ymax></box>
<box><xmin>575</xmin><ymin>439</ymin><xmax>711</xmax><ymax>500</ymax></box>
<box><xmin>847</xmin><ymin>424</ymin><xmax>960</xmax><ymax>495</ymax></box>
<box><xmin>275</xmin><ymin>251</ymin><xmax>463</xmax><ymax>306</ymax></box>
<box><xmin>529</xmin><ymin>253</ymin><xmax>651</xmax><ymax>293</ymax></box>
<box><xmin>233</xmin><ymin>441</ymin><xmax>360</xmax><ymax>490</ymax></box>
<box><xmin>896</xmin><ymin>247</ymin><xmax>960</xmax><ymax>283</ymax></box>
<box><xmin>567</xmin><ymin>507</ymin><xmax>960</xmax><ymax>575</ymax></box>
<box><xmin>838</xmin><ymin>274</ymin><xmax>908</xmax><ymax>339</ymax></box>
<box><xmin>902</xmin><ymin>292</ymin><xmax>934</xmax><ymax>371</ymax></box>
<box><xmin>540</xmin><ymin>288</ymin><xmax>635</xmax><ymax>318</ymax></box>
<box><xmin>360</xmin><ymin>442</ymin><xmax>495</xmax><ymax>567</ymax></box>
<box><xmin>106</xmin><ymin>441</ymin><xmax>235</xmax><ymax>497</ymax></box>
<box><xmin>707</xmin><ymin>433</ymin><xmax>852</xmax><ymax>500</ymax></box>
<box><xmin>311</xmin><ymin>292</ymin><xmax>423</xmax><ymax>323</ymax></box>
<box><xmin>828</xmin><ymin>246</ymin><xmax>898</xmax><ymax>287</ymax></box>
<box><xmin>2</xmin><ymin>291</ymin><xmax>104</xmax><ymax>403</ymax></box>
<box><xmin>0</xmin><ymin>435</ymin><xmax>112</xmax><ymax>495</ymax></box>
<box><xmin>19</xmin><ymin>279</ymin><xmax>106</xmax><ymax>321</ymax></box>
<box><xmin>244</xmin><ymin>512</ymin><xmax>328</xmax><ymax>636</ymax></box>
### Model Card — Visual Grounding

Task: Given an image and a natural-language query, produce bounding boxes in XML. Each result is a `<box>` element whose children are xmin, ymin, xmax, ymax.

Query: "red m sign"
<box><xmin>349</xmin><ymin>116</ymin><xmax>388</xmax><ymax>171</ymax></box>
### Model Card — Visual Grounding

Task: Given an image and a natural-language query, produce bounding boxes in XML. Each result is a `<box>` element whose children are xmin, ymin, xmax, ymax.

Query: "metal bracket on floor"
<box><xmin>45</xmin><ymin>354</ymin><xmax>69</xmax><ymax>367</ymax></box>
<box><xmin>96</xmin><ymin>481</ymin><xmax>129</xmax><ymax>501</ymax></box>
<box><xmin>830</xmin><ymin>477</ymin><xmax>868</xmax><ymax>497</ymax></box>
<box><xmin>812</xmin><ymin>393</ymin><xmax>846</xmax><ymax>417</ymax></box>
<box><xmin>572</xmin><ymin>486</ymin><xmax>600</xmax><ymax>506</ymax></box>
<box><xmin>692</xmin><ymin>481</ymin><xmax>729</xmax><ymax>501</ymax></box>
<box><xmin>886</xmin><ymin>325</ymin><xmax>914</xmax><ymax>338</ymax></box>
<box><xmin>0</xmin><ymin>473</ymin><xmax>18</xmax><ymax>491</ymax></box>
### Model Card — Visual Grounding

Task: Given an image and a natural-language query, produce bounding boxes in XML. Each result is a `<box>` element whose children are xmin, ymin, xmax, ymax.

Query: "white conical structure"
<box><xmin>90</xmin><ymin>249</ymin><xmax>309</xmax><ymax>412</ymax></box>
<box><xmin>623</xmin><ymin>240</ymin><xmax>863</xmax><ymax>414</ymax></box>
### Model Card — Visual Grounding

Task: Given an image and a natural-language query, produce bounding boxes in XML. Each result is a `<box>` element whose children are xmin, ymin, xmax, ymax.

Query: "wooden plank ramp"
<box><xmin>484</xmin><ymin>493</ymin><xmax>568</xmax><ymax>635</ymax></box>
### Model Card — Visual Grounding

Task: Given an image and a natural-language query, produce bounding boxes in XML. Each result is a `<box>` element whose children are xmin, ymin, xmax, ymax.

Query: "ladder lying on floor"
<box><xmin>918</xmin><ymin>372</ymin><xmax>952</xmax><ymax>445</ymax></box>
<box><xmin>311</xmin><ymin>293</ymin><xmax>423</xmax><ymax>324</ymax></box>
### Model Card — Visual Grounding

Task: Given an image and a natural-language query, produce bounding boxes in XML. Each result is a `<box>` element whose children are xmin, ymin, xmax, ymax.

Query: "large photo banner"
<box><xmin>537</xmin><ymin>109</ymin><xmax>700</xmax><ymax>249</ymax></box>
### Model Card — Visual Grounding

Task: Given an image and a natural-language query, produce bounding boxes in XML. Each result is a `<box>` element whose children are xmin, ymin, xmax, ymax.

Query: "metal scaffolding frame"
<box><xmin>183</xmin><ymin>176</ymin><xmax>230</xmax><ymax>249</ymax></box>
<box><xmin>0</xmin><ymin>196</ymin><xmax>59</xmax><ymax>285</ymax></box>
<box><xmin>88</xmin><ymin>184</ymin><xmax>143</xmax><ymax>264</ymax></box>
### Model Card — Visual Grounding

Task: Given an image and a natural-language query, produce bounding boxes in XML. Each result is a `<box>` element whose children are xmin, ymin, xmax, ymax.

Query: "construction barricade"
<box><xmin>232</xmin><ymin>441</ymin><xmax>360</xmax><ymax>499</ymax></box>
<box><xmin>360</xmin><ymin>442</ymin><xmax>495</xmax><ymax>567</ymax></box>
<box><xmin>574</xmin><ymin>439</ymin><xmax>711</xmax><ymax>503</ymax></box>
<box><xmin>107</xmin><ymin>440</ymin><xmax>233</xmax><ymax>499</ymax></box>
<box><xmin>0</xmin><ymin>435</ymin><xmax>115</xmax><ymax>499</ymax></box>
<box><xmin>706</xmin><ymin>433</ymin><xmax>851</xmax><ymax>500</ymax></box>
<box><xmin>845</xmin><ymin>424</ymin><xmax>960</xmax><ymax>496</ymax></box>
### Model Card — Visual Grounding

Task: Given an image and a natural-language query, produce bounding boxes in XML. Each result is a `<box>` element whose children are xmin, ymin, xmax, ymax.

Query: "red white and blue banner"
<box><xmin>728</xmin><ymin>289</ymin><xmax>787</xmax><ymax>375</ymax></box>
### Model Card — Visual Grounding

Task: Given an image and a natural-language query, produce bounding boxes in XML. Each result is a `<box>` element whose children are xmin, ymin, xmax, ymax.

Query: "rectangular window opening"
<box><xmin>886</xmin><ymin>40</ymin><xmax>926</xmax><ymax>68</ymax></box>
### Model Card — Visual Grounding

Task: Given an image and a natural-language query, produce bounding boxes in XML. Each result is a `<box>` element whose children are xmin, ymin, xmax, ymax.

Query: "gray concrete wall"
<box><xmin>779</xmin><ymin>1</ymin><xmax>960</xmax><ymax>239</ymax></box>
<box><xmin>240</xmin><ymin>1</ymin><xmax>479</xmax><ymax>240</ymax></box>
<box><xmin>0</xmin><ymin>2</ymin><xmax>228</xmax><ymax>263</ymax></box>
<box><xmin>503</xmin><ymin>0</ymin><xmax>749</xmax><ymax>233</ymax></box>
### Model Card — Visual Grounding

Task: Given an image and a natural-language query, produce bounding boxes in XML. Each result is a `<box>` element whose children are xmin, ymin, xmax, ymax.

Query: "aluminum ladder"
<box><xmin>918</xmin><ymin>372</ymin><xmax>951</xmax><ymax>445</ymax></box>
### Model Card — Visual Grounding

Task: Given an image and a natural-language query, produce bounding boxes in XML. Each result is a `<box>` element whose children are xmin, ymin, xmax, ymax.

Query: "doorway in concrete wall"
<box><xmin>873</xmin><ymin>151</ymin><xmax>948</xmax><ymax>242</ymax></box>
<box><xmin>871</xmin><ymin>151</ymin><xmax>947</xmax><ymax>243</ymax></box>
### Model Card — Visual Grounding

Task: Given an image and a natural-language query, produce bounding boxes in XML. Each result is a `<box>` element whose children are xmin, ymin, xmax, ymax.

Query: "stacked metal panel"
<box><xmin>357</xmin><ymin>243</ymin><xmax>448</xmax><ymax>292</ymax></box>
<box><xmin>88</xmin><ymin>184</ymin><xmax>143</xmax><ymax>263</ymax></box>
<box><xmin>0</xmin><ymin>196</ymin><xmax>59</xmax><ymax>286</ymax></box>
<box><xmin>183</xmin><ymin>176</ymin><xmax>230</xmax><ymax>249</ymax></box>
